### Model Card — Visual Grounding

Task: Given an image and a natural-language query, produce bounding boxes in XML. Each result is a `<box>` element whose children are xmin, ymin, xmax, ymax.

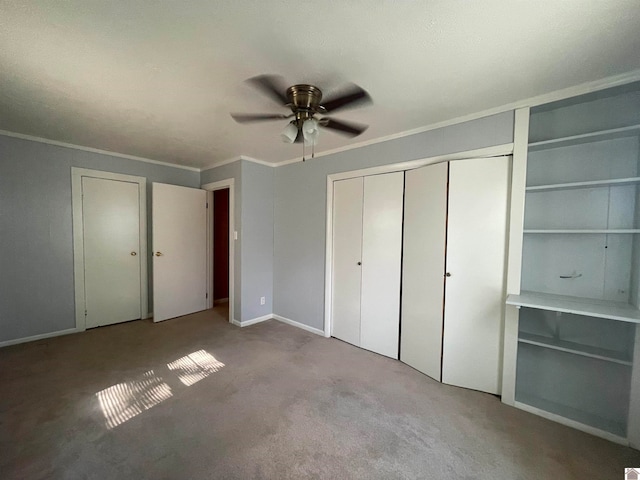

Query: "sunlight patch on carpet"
<box><xmin>96</xmin><ymin>370</ymin><xmax>172</xmax><ymax>429</ymax></box>
<box><xmin>167</xmin><ymin>350</ymin><xmax>225</xmax><ymax>386</ymax></box>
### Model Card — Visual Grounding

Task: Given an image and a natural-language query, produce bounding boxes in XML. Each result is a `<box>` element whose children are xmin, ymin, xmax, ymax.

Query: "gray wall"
<box><xmin>273</xmin><ymin>112</ymin><xmax>515</xmax><ymax>330</ymax></box>
<box><xmin>0</xmin><ymin>135</ymin><xmax>199</xmax><ymax>343</ymax></box>
<box><xmin>200</xmin><ymin>160</ymin><xmax>274</xmax><ymax>322</ymax></box>
<box><xmin>240</xmin><ymin>161</ymin><xmax>274</xmax><ymax>321</ymax></box>
<box><xmin>200</xmin><ymin>161</ymin><xmax>242</xmax><ymax>320</ymax></box>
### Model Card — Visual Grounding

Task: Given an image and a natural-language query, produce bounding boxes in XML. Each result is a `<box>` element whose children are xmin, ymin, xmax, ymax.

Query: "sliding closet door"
<box><xmin>331</xmin><ymin>177</ymin><xmax>364</xmax><ymax>346</ymax></box>
<box><xmin>360</xmin><ymin>172</ymin><xmax>404</xmax><ymax>358</ymax></box>
<box><xmin>401</xmin><ymin>163</ymin><xmax>448</xmax><ymax>380</ymax></box>
<box><xmin>442</xmin><ymin>156</ymin><xmax>509</xmax><ymax>394</ymax></box>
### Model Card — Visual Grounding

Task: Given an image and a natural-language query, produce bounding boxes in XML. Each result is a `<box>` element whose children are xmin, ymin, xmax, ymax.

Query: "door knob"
<box><xmin>445</xmin><ymin>272</ymin><xmax>452</xmax><ymax>277</ymax></box>
<box><xmin>130</xmin><ymin>252</ymin><xmax>137</xmax><ymax>256</ymax></box>
<box><xmin>155</xmin><ymin>252</ymin><xmax>163</xmax><ymax>257</ymax></box>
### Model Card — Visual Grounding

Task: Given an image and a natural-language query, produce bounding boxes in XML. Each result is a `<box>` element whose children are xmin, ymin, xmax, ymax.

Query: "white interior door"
<box><xmin>331</xmin><ymin>177</ymin><xmax>364</xmax><ymax>346</ymax></box>
<box><xmin>442</xmin><ymin>156</ymin><xmax>510</xmax><ymax>394</ymax></box>
<box><xmin>153</xmin><ymin>183</ymin><xmax>207</xmax><ymax>322</ymax></box>
<box><xmin>360</xmin><ymin>172</ymin><xmax>404</xmax><ymax>358</ymax></box>
<box><xmin>83</xmin><ymin>177</ymin><xmax>141</xmax><ymax>328</ymax></box>
<box><xmin>401</xmin><ymin>163</ymin><xmax>448</xmax><ymax>380</ymax></box>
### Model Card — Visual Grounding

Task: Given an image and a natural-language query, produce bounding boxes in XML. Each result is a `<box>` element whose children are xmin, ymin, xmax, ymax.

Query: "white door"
<box><xmin>331</xmin><ymin>177</ymin><xmax>364</xmax><ymax>346</ymax></box>
<box><xmin>400</xmin><ymin>163</ymin><xmax>448</xmax><ymax>380</ymax></box>
<box><xmin>153</xmin><ymin>183</ymin><xmax>207</xmax><ymax>322</ymax></box>
<box><xmin>82</xmin><ymin>177</ymin><xmax>141</xmax><ymax>328</ymax></box>
<box><xmin>360</xmin><ymin>172</ymin><xmax>404</xmax><ymax>358</ymax></box>
<box><xmin>442</xmin><ymin>156</ymin><xmax>509</xmax><ymax>394</ymax></box>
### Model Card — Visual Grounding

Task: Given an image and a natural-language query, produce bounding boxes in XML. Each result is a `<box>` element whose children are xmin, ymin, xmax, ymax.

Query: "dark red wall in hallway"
<box><xmin>213</xmin><ymin>188</ymin><xmax>229</xmax><ymax>300</ymax></box>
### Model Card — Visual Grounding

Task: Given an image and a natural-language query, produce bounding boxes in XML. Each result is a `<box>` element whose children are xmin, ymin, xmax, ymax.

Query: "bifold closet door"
<box><xmin>400</xmin><ymin>163</ymin><xmax>448</xmax><ymax>380</ymax></box>
<box><xmin>331</xmin><ymin>177</ymin><xmax>364</xmax><ymax>347</ymax></box>
<box><xmin>360</xmin><ymin>172</ymin><xmax>404</xmax><ymax>358</ymax></box>
<box><xmin>442</xmin><ymin>156</ymin><xmax>509</xmax><ymax>394</ymax></box>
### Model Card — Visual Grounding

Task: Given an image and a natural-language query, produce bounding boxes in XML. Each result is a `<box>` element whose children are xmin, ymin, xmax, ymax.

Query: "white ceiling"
<box><xmin>1</xmin><ymin>1</ymin><xmax>640</xmax><ymax>168</ymax></box>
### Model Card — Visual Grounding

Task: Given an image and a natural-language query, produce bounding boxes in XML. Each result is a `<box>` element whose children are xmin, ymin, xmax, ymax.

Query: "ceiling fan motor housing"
<box><xmin>287</xmin><ymin>85</ymin><xmax>326</xmax><ymax>124</ymax></box>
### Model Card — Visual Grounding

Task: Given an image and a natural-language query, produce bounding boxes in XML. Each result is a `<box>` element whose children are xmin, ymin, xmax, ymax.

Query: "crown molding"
<box><xmin>0</xmin><ymin>129</ymin><xmax>201</xmax><ymax>172</ymax></box>
<box><xmin>272</xmin><ymin>68</ymin><xmax>640</xmax><ymax>167</ymax></box>
<box><xmin>200</xmin><ymin>154</ymin><xmax>276</xmax><ymax>172</ymax></box>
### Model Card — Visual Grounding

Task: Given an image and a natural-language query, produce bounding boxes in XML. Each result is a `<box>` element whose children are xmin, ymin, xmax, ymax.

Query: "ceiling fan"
<box><xmin>230</xmin><ymin>75</ymin><xmax>372</xmax><ymax>155</ymax></box>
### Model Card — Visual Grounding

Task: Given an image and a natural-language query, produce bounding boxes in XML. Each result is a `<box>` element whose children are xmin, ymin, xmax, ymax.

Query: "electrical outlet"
<box><xmin>260</xmin><ymin>296</ymin><xmax>266</xmax><ymax>305</ymax></box>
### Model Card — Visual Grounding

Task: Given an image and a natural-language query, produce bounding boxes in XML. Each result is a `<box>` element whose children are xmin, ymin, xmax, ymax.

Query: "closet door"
<box><xmin>400</xmin><ymin>163</ymin><xmax>448</xmax><ymax>380</ymax></box>
<box><xmin>360</xmin><ymin>172</ymin><xmax>404</xmax><ymax>358</ymax></box>
<box><xmin>442</xmin><ymin>156</ymin><xmax>509</xmax><ymax>394</ymax></box>
<box><xmin>331</xmin><ymin>177</ymin><xmax>364</xmax><ymax>346</ymax></box>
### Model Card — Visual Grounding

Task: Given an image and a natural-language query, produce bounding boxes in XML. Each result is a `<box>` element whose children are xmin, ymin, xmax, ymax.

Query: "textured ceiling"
<box><xmin>1</xmin><ymin>1</ymin><xmax>640</xmax><ymax>168</ymax></box>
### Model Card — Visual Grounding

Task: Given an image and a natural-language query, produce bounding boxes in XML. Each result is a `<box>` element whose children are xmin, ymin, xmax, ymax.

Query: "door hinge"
<box><xmin>206</xmin><ymin>293</ymin><xmax>208</xmax><ymax>299</ymax></box>
<box><xmin>206</xmin><ymin>202</ymin><xmax>209</xmax><ymax>208</ymax></box>
<box><xmin>84</xmin><ymin>309</ymin><xmax>87</xmax><ymax>316</ymax></box>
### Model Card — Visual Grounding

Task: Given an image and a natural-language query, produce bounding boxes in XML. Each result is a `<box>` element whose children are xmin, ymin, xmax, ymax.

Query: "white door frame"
<box><xmin>323</xmin><ymin>143</ymin><xmax>514</xmax><ymax>338</ymax></box>
<box><xmin>71</xmin><ymin>167</ymin><xmax>148</xmax><ymax>331</ymax></box>
<box><xmin>201</xmin><ymin>179</ymin><xmax>235</xmax><ymax>324</ymax></box>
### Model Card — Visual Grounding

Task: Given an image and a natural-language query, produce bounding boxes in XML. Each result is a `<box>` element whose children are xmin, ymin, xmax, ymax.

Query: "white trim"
<box><xmin>323</xmin><ymin>145</ymin><xmax>514</xmax><ymax>338</ymax></box>
<box><xmin>206</xmin><ymin>190</ymin><xmax>214</xmax><ymax>309</ymax></box>
<box><xmin>201</xmin><ymin>178</ymin><xmax>235</xmax><ymax>325</ymax></box>
<box><xmin>274</xmin><ymin>69</ymin><xmax>640</xmax><ymax>167</ymax></box>
<box><xmin>72</xmin><ymin>168</ymin><xmax>148</xmax><ymax>331</ymax></box>
<box><xmin>201</xmin><ymin>155</ymin><xmax>275</xmax><ymax>172</ymax></box>
<box><xmin>273</xmin><ymin>314</ymin><xmax>325</xmax><ymax>336</ymax></box>
<box><xmin>501</xmin><ymin>108</ymin><xmax>530</xmax><ymax>406</ymax></box>
<box><xmin>201</xmin><ymin>156</ymin><xmax>243</xmax><ymax>171</ymax></box>
<box><xmin>0</xmin><ymin>328</ymin><xmax>80</xmax><ymax>349</ymax></box>
<box><xmin>232</xmin><ymin>314</ymin><xmax>273</xmax><ymax>327</ymax></box>
<box><xmin>0</xmin><ymin>129</ymin><xmax>199</xmax><ymax>172</ymax></box>
<box><xmin>513</xmin><ymin>401</ymin><xmax>628</xmax><ymax>446</ymax></box>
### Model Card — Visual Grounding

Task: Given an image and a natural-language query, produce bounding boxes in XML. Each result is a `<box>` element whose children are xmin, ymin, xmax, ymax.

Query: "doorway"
<box><xmin>212</xmin><ymin>188</ymin><xmax>230</xmax><ymax>306</ymax></box>
<box><xmin>202</xmin><ymin>179</ymin><xmax>235</xmax><ymax>324</ymax></box>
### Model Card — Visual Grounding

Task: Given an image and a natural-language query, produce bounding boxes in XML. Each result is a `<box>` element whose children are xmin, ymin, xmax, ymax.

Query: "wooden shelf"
<box><xmin>523</xmin><ymin>229</ymin><xmax>640</xmax><ymax>234</ymax></box>
<box><xmin>506</xmin><ymin>291</ymin><xmax>640</xmax><ymax>323</ymax></box>
<box><xmin>528</xmin><ymin>124</ymin><xmax>640</xmax><ymax>151</ymax></box>
<box><xmin>526</xmin><ymin>177</ymin><xmax>640</xmax><ymax>192</ymax></box>
<box><xmin>518</xmin><ymin>332</ymin><xmax>632</xmax><ymax>365</ymax></box>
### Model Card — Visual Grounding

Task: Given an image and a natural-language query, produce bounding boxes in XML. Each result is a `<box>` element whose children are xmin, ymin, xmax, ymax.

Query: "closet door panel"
<box><xmin>400</xmin><ymin>163</ymin><xmax>448</xmax><ymax>380</ymax></box>
<box><xmin>360</xmin><ymin>172</ymin><xmax>404</xmax><ymax>358</ymax></box>
<box><xmin>442</xmin><ymin>157</ymin><xmax>509</xmax><ymax>394</ymax></box>
<box><xmin>331</xmin><ymin>177</ymin><xmax>364</xmax><ymax>346</ymax></box>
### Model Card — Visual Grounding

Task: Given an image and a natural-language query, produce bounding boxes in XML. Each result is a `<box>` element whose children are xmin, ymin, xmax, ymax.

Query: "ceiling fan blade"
<box><xmin>230</xmin><ymin>113</ymin><xmax>291</xmax><ymax>123</ymax></box>
<box><xmin>245</xmin><ymin>74</ymin><xmax>289</xmax><ymax>105</ymax></box>
<box><xmin>321</xmin><ymin>84</ymin><xmax>372</xmax><ymax>113</ymax></box>
<box><xmin>321</xmin><ymin>118</ymin><xmax>369</xmax><ymax>137</ymax></box>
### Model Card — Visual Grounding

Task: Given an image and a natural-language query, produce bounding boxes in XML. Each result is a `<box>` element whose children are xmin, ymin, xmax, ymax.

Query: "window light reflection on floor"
<box><xmin>167</xmin><ymin>350</ymin><xmax>225</xmax><ymax>386</ymax></box>
<box><xmin>96</xmin><ymin>370</ymin><xmax>172</xmax><ymax>429</ymax></box>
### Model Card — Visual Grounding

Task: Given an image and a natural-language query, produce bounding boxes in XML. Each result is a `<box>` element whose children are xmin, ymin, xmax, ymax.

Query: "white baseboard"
<box><xmin>0</xmin><ymin>327</ymin><xmax>81</xmax><ymax>349</ymax></box>
<box><xmin>231</xmin><ymin>314</ymin><xmax>273</xmax><ymax>328</ymax></box>
<box><xmin>272</xmin><ymin>314</ymin><xmax>325</xmax><ymax>336</ymax></box>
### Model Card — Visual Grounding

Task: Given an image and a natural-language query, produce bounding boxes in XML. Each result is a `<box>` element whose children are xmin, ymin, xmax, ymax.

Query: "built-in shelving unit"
<box><xmin>524</xmin><ymin>229</ymin><xmax>640</xmax><ymax>234</ymax></box>
<box><xmin>506</xmin><ymin>81</ymin><xmax>640</xmax><ymax>446</ymax></box>
<box><xmin>526</xmin><ymin>176</ymin><xmax>640</xmax><ymax>192</ymax></box>
<box><xmin>528</xmin><ymin>124</ymin><xmax>640</xmax><ymax>151</ymax></box>
<box><xmin>507</xmin><ymin>291</ymin><xmax>640</xmax><ymax>323</ymax></box>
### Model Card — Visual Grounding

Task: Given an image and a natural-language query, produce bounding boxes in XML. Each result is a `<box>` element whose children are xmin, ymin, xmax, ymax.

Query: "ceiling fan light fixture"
<box><xmin>302</xmin><ymin>118</ymin><xmax>320</xmax><ymax>146</ymax></box>
<box><xmin>280</xmin><ymin>122</ymin><xmax>298</xmax><ymax>143</ymax></box>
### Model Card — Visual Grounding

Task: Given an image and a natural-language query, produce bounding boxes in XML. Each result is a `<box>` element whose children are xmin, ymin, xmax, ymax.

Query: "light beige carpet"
<box><xmin>1</xmin><ymin>306</ymin><xmax>638</xmax><ymax>479</ymax></box>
